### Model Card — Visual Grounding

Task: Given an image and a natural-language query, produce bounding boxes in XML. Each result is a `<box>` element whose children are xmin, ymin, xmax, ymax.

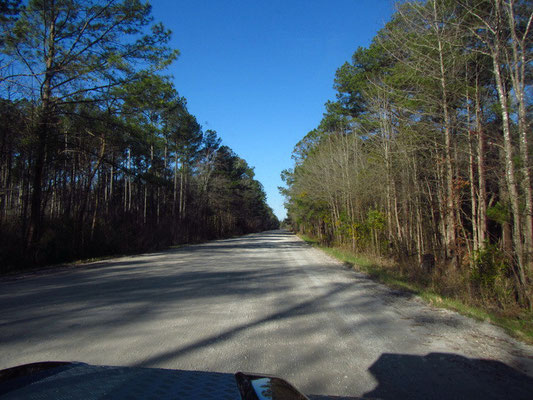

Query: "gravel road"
<box><xmin>1</xmin><ymin>230</ymin><xmax>533</xmax><ymax>399</ymax></box>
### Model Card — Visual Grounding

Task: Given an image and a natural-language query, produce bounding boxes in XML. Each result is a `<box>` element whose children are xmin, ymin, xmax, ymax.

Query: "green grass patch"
<box><xmin>298</xmin><ymin>234</ymin><xmax>533</xmax><ymax>344</ymax></box>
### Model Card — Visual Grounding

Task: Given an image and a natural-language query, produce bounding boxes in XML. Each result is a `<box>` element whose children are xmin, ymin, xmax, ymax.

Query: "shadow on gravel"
<box><xmin>363</xmin><ymin>352</ymin><xmax>533</xmax><ymax>400</ymax></box>
<box><xmin>132</xmin><ymin>282</ymin><xmax>356</xmax><ymax>368</ymax></box>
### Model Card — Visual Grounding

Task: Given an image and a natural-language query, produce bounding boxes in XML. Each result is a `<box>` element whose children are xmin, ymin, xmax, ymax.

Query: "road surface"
<box><xmin>1</xmin><ymin>230</ymin><xmax>533</xmax><ymax>399</ymax></box>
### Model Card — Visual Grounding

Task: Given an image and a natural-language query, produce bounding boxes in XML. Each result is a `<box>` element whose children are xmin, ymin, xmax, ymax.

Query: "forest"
<box><xmin>0</xmin><ymin>0</ymin><xmax>278</xmax><ymax>271</ymax></box>
<box><xmin>281</xmin><ymin>0</ymin><xmax>533</xmax><ymax>311</ymax></box>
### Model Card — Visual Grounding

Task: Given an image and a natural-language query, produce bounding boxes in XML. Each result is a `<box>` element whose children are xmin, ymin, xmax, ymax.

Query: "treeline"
<box><xmin>281</xmin><ymin>0</ymin><xmax>532</xmax><ymax>308</ymax></box>
<box><xmin>0</xmin><ymin>0</ymin><xmax>278</xmax><ymax>270</ymax></box>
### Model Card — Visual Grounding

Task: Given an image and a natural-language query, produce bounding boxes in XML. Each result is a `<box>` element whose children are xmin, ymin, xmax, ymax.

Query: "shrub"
<box><xmin>470</xmin><ymin>244</ymin><xmax>517</xmax><ymax>309</ymax></box>
<box><xmin>471</xmin><ymin>244</ymin><xmax>510</xmax><ymax>289</ymax></box>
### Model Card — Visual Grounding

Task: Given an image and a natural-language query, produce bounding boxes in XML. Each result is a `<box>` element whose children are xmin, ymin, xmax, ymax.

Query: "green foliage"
<box><xmin>471</xmin><ymin>244</ymin><xmax>511</xmax><ymax>290</ymax></box>
<box><xmin>487</xmin><ymin>202</ymin><xmax>510</xmax><ymax>225</ymax></box>
<box><xmin>0</xmin><ymin>0</ymin><xmax>20</xmax><ymax>39</ymax></box>
<box><xmin>366</xmin><ymin>209</ymin><xmax>386</xmax><ymax>231</ymax></box>
<box><xmin>333</xmin><ymin>43</ymin><xmax>390</xmax><ymax>119</ymax></box>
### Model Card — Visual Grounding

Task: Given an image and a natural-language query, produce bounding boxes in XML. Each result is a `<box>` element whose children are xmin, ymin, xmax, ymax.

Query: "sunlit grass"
<box><xmin>299</xmin><ymin>234</ymin><xmax>533</xmax><ymax>344</ymax></box>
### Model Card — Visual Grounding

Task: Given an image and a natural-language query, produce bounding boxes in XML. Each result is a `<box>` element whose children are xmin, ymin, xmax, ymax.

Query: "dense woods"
<box><xmin>281</xmin><ymin>0</ymin><xmax>533</xmax><ymax>310</ymax></box>
<box><xmin>0</xmin><ymin>0</ymin><xmax>278</xmax><ymax>271</ymax></box>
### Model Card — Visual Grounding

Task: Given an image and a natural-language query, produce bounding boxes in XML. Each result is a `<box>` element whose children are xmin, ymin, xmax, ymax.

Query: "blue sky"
<box><xmin>151</xmin><ymin>0</ymin><xmax>394</xmax><ymax>220</ymax></box>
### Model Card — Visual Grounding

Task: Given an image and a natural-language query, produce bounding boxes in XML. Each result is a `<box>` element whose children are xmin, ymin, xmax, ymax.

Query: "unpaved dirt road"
<box><xmin>1</xmin><ymin>230</ymin><xmax>533</xmax><ymax>399</ymax></box>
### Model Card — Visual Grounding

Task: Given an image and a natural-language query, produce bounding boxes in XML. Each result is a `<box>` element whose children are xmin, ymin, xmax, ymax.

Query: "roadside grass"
<box><xmin>299</xmin><ymin>234</ymin><xmax>533</xmax><ymax>344</ymax></box>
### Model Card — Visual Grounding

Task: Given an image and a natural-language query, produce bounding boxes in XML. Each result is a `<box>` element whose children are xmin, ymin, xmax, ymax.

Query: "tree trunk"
<box><xmin>467</xmin><ymin>89</ymin><xmax>479</xmax><ymax>254</ymax></box>
<box><xmin>28</xmin><ymin>9</ymin><xmax>57</xmax><ymax>249</ymax></box>
<box><xmin>492</xmin><ymin>44</ymin><xmax>526</xmax><ymax>284</ymax></box>
<box><xmin>437</xmin><ymin>30</ymin><xmax>457</xmax><ymax>266</ymax></box>
<box><xmin>475</xmin><ymin>78</ymin><xmax>488</xmax><ymax>249</ymax></box>
<box><xmin>173</xmin><ymin>157</ymin><xmax>178</xmax><ymax>217</ymax></box>
<box><xmin>28</xmin><ymin>119</ymin><xmax>47</xmax><ymax>248</ymax></box>
<box><xmin>505</xmin><ymin>0</ymin><xmax>532</xmax><ymax>276</ymax></box>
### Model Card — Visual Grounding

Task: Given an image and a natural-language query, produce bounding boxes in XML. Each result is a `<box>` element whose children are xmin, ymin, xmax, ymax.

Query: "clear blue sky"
<box><xmin>151</xmin><ymin>0</ymin><xmax>394</xmax><ymax>220</ymax></box>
